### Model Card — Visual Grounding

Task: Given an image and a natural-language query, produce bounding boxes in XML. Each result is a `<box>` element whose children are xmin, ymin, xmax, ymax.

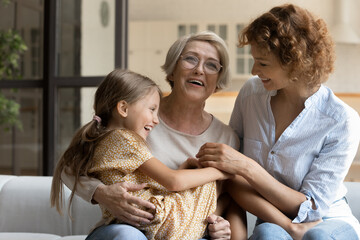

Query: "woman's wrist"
<box><xmin>92</xmin><ymin>183</ymin><xmax>106</xmax><ymax>204</ymax></box>
<box><xmin>211</xmin><ymin>167</ymin><xmax>230</xmax><ymax>180</ymax></box>
<box><xmin>236</xmin><ymin>155</ymin><xmax>257</xmax><ymax>181</ymax></box>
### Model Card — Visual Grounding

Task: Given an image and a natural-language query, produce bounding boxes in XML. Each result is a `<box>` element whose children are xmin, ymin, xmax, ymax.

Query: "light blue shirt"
<box><xmin>229</xmin><ymin>77</ymin><xmax>360</xmax><ymax>222</ymax></box>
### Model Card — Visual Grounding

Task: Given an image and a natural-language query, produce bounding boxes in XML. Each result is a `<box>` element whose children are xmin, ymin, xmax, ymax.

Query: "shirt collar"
<box><xmin>304</xmin><ymin>85</ymin><xmax>325</xmax><ymax>108</ymax></box>
<box><xmin>266</xmin><ymin>85</ymin><xmax>326</xmax><ymax>108</ymax></box>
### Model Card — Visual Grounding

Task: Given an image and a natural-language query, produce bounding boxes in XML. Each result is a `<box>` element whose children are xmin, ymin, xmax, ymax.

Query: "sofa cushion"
<box><xmin>0</xmin><ymin>233</ymin><xmax>87</xmax><ymax>240</ymax></box>
<box><xmin>0</xmin><ymin>175</ymin><xmax>102</xmax><ymax>236</ymax></box>
<box><xmin>344</xmin><ymin>182</ymin><xmax>360</xmax><ymax>221</ymax></box>
<box><xmin>0</xmin><ymin>175</ymin><xmax>15</xmax><ymax>190</ymax></box>
<box><xmin>60</xmin><ymin>236</ymin><xmax>87</xmax><ymax>240</ymax></box>
<box><xmin>70</xmin><ymin>193</ymin><xmax>102</xmax><ymax>235</ymax></box>
<box><xmin>0</xmin><ymin>232</ymin><xmax>62</xmax><ymax>240</ymax></box>
<box><xmin>0</xmin><ymin>176</ymin><xmax>72</xmax><ymax>235</ymax></box>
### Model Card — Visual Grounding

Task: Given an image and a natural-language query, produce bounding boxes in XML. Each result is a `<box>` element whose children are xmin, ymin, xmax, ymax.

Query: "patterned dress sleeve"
<box><xmin>88</xmin><ymin>129</ymin><xmax>153</xmax><ymax>178</ymax></box>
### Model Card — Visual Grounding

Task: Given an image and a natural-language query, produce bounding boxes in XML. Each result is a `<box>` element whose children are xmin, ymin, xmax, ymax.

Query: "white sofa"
<box><xmin>0</xmin><ymin>175</ymin><xmax>101</xmax><ymax>240</ymax></box>
<box><xmin>0</xmin><ymin>175</ymin><xmax>359</xmax><ymax>239</ymax></box>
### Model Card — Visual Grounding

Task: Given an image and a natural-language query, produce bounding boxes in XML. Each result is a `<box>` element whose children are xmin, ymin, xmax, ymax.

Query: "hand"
<box><xmin>207</xmin><ymin>214</ymin><xmax>231</xmax><ymax>239</ymax></box>
<box><xmin>196</xmin><ymin>142</ymin><xmax>246</xmax><ymax>175</ymax></box>
<box><xmin>178</xmin><ymin>157</ymin><xmax>202</xmax><ymax>169</ymax></box>
<box><xmin>218</xmin><ymin>171</ymin><xmax>236</xmax><ymax>181</ymax></box>
<box><xmin>93</xmin><ymin>182</ymin><xmax>155</xmax><ymax>227</ymax></box>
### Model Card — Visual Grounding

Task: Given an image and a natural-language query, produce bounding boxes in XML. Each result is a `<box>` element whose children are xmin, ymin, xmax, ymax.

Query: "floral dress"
<box><xmin>88</xmin><ymin>129</ymin><xmax>217</xmax><ymax>240</ymax></box>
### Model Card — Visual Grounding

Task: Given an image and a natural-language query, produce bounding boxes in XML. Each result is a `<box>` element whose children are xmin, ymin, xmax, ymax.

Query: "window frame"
<box><xmin>0</xmin><ymin>0</ymin><xmax>129</xmax><ymax>175</ymax></box>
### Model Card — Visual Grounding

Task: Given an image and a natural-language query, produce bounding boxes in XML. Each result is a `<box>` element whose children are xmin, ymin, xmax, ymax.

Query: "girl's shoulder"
<box><xmin>105</xmin><ymin>129</ymin><xmax>150</xmax><ymax>153</ymax></box>
<box><xmin>106</xmin><ymin>128</ymin><xmax>130</xmax><ymax>139</ymax></box>
<box><xmin>105</xmin><ymin>129</ymin><xmax>143</xmax><ymax>145</ymax></box>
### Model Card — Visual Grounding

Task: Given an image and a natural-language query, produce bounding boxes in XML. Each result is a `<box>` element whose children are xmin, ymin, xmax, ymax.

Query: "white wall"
<box><xmin>128</xmin><ymin>0</ymin><xmax>360</xmax><ymax>93</ymax></box>
<box><xmin>80</xmin><ymin>0</ymin><xmax>115</xmax><ymax>125</ymax></box>
<box><xmin>128</xmin><ymin>0</ymin><xmax>360</xmax><ymax>163</ymax></box>
<box><xmin>81</xmin><ymin>0</ymin><xmax>115</xmax><ymax>76</ymax></box>
<box><xmin>327</xmin><ymin>44</ymin><xmax>360</xmax><ymax>92</ymax></box>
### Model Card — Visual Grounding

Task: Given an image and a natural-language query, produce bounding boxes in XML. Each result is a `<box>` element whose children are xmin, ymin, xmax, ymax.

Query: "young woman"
<box><xmin>197</xmin><ymin>4</ymin><xmax>360</xmax><ymax>239</ymax></box>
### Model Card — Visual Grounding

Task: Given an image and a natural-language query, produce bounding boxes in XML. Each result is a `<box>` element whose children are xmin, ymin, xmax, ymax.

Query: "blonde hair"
<box><xmin>239</xmin><ymin>4</ymin><xmax>335</xmax><ymax>87</ymax></box>
<box><xmin>161</xmin><ymin>31</ymin><xmax>230</xmax><ymax>91</ymax></box>
<box><xmin>51</xmin><ymin>69</ymin><xmax>161</xmax><ymax>214</ymax></box>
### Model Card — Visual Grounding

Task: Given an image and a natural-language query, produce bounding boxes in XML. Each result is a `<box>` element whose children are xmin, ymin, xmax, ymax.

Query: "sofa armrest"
<box><xmin>344</xmin><ymin>181</ymin><xmax>360</xmax><ymax>221</ymax></box>
<box><xmin>0</xmin><ymin>176</ymin><xmax>72</xmax><ymax>235</ymax></box>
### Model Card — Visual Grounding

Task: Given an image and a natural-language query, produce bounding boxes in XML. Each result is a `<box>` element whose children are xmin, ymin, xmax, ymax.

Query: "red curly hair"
<box><xmin>239</xmin><ymin>4</ymin><xmax>335</xmax><ymax>88</ymax></box>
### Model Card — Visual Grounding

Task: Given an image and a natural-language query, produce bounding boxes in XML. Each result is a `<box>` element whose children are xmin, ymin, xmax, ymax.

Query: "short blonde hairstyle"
<box><xmin>161</xmin><ymin>31</ymin><xmax>230</xmax><ymax>91</ymax></box>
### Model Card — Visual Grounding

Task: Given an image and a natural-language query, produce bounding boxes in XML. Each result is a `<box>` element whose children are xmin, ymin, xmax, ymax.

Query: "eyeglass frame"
<box><xmin>179</xmin><ymin>54</ymin><xmax>223</xmax><ymax>74</ymax></box>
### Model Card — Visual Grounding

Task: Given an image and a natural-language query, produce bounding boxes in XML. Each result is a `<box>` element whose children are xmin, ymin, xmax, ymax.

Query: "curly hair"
<box><xmin>239</xmin><ymin>4</ymin><xmax>335</xmax><ymax>87</ymax></box>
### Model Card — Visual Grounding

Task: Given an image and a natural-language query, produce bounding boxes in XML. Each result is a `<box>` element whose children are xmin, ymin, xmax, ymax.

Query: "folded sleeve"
<box><xmin>293</xmin><ymin>114</ymin><xmax>360</xmax><ymax>222</ymax></box>
<box><xmin>61</xmin><ymin>167</ymin><xmax>102</xmax><ymax>204</ymax></box>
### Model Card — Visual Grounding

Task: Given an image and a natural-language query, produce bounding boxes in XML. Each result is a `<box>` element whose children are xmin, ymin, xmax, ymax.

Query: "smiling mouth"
<box><xmin>144</xmin><ymin>126</ymin><xmax>152</xmax><ymax>131</ymax></box>
<box><xmin>188</xmin><ymin>80</ymin><xmax>204</xmax><ymax>86</ymax></box>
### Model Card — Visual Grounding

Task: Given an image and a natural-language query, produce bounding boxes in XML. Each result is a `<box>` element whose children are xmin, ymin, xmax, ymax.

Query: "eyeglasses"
<box><xmin>179</xmin><ymin>54</ymin><xmax>222</xmax><ymax>75</ymax></box>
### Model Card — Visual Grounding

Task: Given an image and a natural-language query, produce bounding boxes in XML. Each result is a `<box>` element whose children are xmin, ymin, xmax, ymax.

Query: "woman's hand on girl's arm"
<box><xmin>139</xmin><ymin>157</ymin><xmax>231</xmax><ymax>192</ymax></box>
<box><xmin>178</xmin><ymin>157</ymin><xmax>202</xmax><ymax>169</ymax></box>
<box><xmin>197</xmin><ymin>142</ymin><xmax>307</xmax><ymax>218</ymax></box>
<box><xmin>196</xmin><ymin>142</ymin><xmax>248</xmax><ymax>175</ymax></box>
<box><xmin>93</xmin><ymin>182</ymin><xmax>155</xmax><ymax>227</ymax></box>
<box><xmin>186</xmin><ymin>157</ymin><xmax>201</xmax><ymax>168</ymax></box>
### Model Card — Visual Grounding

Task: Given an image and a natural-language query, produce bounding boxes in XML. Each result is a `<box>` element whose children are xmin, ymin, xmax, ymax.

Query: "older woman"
<box><xmin>62</xmin><ymin>31</ymin><xmax>239</xmax><ymax>240</ymax></box>
<box><xmin>197</xmin><ymin>4</ymin><xmax>360</xmax><ymax>240</ymax></box>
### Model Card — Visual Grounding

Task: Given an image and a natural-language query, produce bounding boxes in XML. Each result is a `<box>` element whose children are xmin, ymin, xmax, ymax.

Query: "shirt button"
<box><xmin>270</xmin><ymin>151</ymin><xmax>275</xmax><ymax>154</ymax></box>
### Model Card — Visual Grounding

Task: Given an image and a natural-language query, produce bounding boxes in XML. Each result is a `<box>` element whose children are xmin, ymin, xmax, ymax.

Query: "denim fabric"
<box><xmin>250</xmin><ymin>223</ymin><xmax>292</xmax><ymax>240</ymax></box>
<box><xmin>86</xmin><ymin>223</ymin><xmax>209</xmax><ymax>240</ymax></box>
<box><xmin>250</xmin><ymin>220</ymin><xmax>359</xmax><ymax>240</ymax></box>
<box><xmin>86</xmin><ymin>224</ymin><xmax>147</xmax><ymax>240</ymax></box>
<box><xmin>303</xmin><ymin>220</ymin><xmax>359</xmax><ymax>240</ymax></box>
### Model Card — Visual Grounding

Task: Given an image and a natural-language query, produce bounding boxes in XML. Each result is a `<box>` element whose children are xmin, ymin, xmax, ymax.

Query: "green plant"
<box><xmin>1</xmin><ymin>0</ymin><xmax>11</xmax><ymax>6</ymax></box>
<box><xmin>0</xmin><ymin>91</ymin><xmax>21</xmax><ymax>130</ymax></box>
<box><xmin>0</xmin><ymin>10</ymin><xmax>27</xmax><ymax>130</ymax></box>
<box><xmin>0</xmin><ymin>29</ymin><xmax>27</xmax><ymax>79</ymax></box>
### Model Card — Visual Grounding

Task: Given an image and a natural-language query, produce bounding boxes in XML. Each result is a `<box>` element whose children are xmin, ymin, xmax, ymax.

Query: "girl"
<box><xmin>50</xmin><ymin>69</ymin><xmax>238</xmax><ymax>240</ymax></box>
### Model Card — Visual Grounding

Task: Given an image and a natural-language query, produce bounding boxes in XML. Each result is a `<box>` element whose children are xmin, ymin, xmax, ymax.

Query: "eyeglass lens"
<box><xmin>181</xmin><ymin>55</ymin><xmax>221</xmax><ymax>74</ymax></box>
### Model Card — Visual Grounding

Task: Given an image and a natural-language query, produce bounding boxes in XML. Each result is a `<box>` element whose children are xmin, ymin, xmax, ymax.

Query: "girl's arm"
<box><xmin>138</xmin><ymin>157</ymin><xmax>230</xmax><ymax>192</ymax></box>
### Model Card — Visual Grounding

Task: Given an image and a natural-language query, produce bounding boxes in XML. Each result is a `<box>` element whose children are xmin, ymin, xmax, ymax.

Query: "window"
<box><xmin>236</xmin><ymin>24</ymin><xmax>253</xmax><ymax>76</ymax></box>
<box><xmin>178</xmin><ymin>24</ymin><xmax>198</xmax><ymax>38</ymax></box>
<box><xmin>207</xmin><ymin>24</ymin><xmax>227</xmax><ymax>42</ymax></box>
<box><xmin>0</xmin><ymin>0</ymin><xmax>127</xmax><ymax>175</ymax></box>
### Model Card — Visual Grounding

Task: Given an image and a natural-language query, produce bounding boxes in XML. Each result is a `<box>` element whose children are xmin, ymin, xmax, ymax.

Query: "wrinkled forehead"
<box><xmin>182</xmin><ymin>40</ymin><xmax>220</xmax><ymax>59</ymax></box>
